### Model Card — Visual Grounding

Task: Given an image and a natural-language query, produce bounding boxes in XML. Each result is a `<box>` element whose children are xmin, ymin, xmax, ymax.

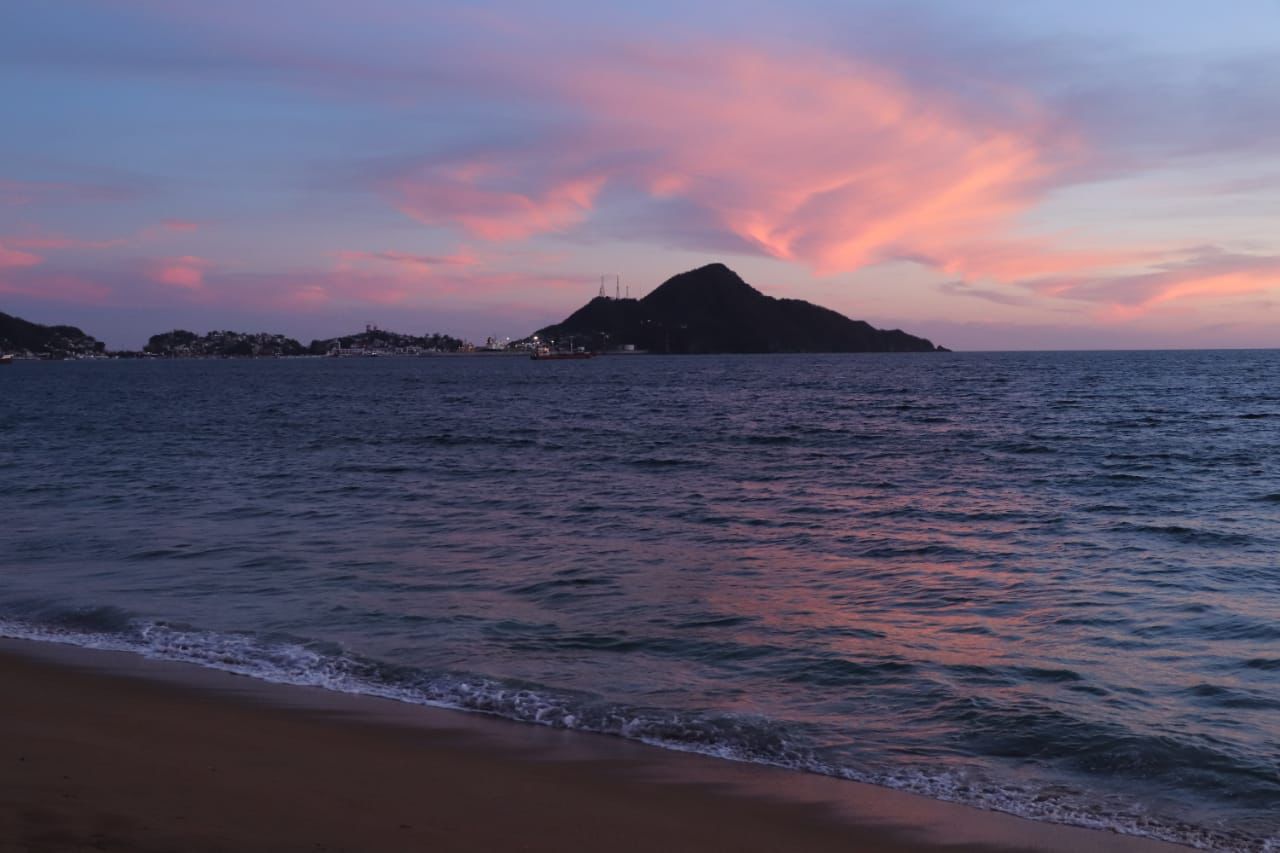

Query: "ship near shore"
<box><xmin>530</xmin><ymin>346</ymin><xmax>594</xmax><ymax>360</ymax></box>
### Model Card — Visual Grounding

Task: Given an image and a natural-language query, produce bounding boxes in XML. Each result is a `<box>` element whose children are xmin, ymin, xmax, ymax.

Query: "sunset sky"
<box><xmin>3</xmin><ymin>0</ymin><xmax>1278</xmax><ymax>350</ymax></box>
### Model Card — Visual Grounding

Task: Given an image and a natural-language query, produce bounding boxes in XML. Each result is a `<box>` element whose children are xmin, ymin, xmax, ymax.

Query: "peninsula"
<box><xmin>0</xmin><ymin>311</ymin><xmax>105</xmax><ymax>360</ymax></box>
<box><xmin>533</xmin><ymin>263</ymin><xmax>945</xmax><ymax>353</ymax></box>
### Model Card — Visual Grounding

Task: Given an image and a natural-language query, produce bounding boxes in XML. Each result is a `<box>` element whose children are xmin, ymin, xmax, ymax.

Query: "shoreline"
<box><xmin>0</xmin><ymin>637</ymin><xmax>1190</xmax><ymax>853</ymax></box>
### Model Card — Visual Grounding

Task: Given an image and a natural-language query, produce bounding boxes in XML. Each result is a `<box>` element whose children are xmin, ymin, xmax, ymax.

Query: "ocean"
<box><xmin>1</xmin><ymin>351</ymin><xmax>1276</xmax><ymax>850</ymax></box>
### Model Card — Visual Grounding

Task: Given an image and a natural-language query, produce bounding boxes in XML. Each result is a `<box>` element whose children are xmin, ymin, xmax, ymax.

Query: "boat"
<box><xmin>531</xmin><ymin>346</ymin><xmax>594</xmax><ymax>360</ymax></box>
<box><xmin>0</xmin><ymin>354</ymin><xmax>12</xmax><ymax>365</ymax></box>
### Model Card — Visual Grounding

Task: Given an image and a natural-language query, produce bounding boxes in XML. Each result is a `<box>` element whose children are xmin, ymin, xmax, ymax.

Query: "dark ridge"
<box><xmin>0</xmin><ymin>310</ymin><xmax>105</xmax><ymax>358</ymax></box>
<box><xmin>306</xmin><ymin>329</ymin><xmax>468</xmax><ymax>355</ymax></box>
<box><xmin>533</xmin><ymin>263</ymin><xmax>945</xmax><ymax>353</ymax></box>
<box><xmin>146</xmin><ymin>329</ymin><xmax>307</xmax><ymax>357</ymax></box>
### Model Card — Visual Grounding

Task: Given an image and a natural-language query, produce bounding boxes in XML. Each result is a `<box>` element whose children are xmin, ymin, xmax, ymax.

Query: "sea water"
<box><xmin>1</xmin><ymin>351</ymin><xmax>1276</xmax><ymax>850</ymax></box>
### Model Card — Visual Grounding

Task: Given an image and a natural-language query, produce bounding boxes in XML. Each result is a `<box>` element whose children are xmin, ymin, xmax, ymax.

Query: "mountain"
<box><xmin>0</xmin><ymin>310</ymin><xmax>105</xmax><ymax>358</ymax></box>
<box><xmin>533</xmin><ymin>263</ymin><xmax>945</xmax><ymax>353</ymax></box>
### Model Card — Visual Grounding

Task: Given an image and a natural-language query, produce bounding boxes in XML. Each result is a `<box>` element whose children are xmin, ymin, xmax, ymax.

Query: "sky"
<box><xmin>2</xmin><ymin>0</ymin><xmax>1278</xmax><ymax>350</ymax></box>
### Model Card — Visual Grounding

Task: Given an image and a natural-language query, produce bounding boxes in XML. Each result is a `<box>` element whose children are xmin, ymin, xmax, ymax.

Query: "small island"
<box><xmin>140</xmin><ymin>328</ymin><xmax>470</xmax><ymax>358</ymax></box>
<box><xmin>144</xmin><ymin>329</ymin><xmax>309</xmax><ymax>358</ymax></box>
<box><xmin>307</xmin><ymin>327</ymin><xmax>471</xmax><ymax>356</ymax></box>
<box><xmin>533</xmin><ymin>263</ymin><xmax>945</xmax><ymax>354</ymax></box>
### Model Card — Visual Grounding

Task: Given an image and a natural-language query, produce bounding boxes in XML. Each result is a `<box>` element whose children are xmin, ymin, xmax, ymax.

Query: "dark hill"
<box><xmin>307</xmin><ymin>329</ymin><xmax>468</xmax><ymax>355</ymax></box>
<box><xmin>534</xmin><ymin>263</ymin><xmax>944</xmax><ymax>353</ymax></box>
<box><xmin>145</xmin><ymin>329</ymin><xmax>307</xmax><ymax>357</ymax></box>
<box><xmin>0</xmin><ymin>310</ymin><xmax>105</xmax><ymax>358</ymax></box>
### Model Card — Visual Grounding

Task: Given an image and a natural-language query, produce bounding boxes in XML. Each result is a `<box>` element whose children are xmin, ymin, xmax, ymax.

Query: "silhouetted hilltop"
<box><xmin>0</xmin><ymin>310</ymin><xmax>105</xmax><ymax>358</ymax></box>
<box><xmin>534</xmin><ymin>263</ymin><xmax>945</xmax><ymax>353</ymax></box>
<box><xmin>145</xmin><ymin>329</ymin><xmax>306</xmax><ymax>357</ymax></box>
<box><xmin>306</xmin><ymin>328</ymin><xmax>469</xmax><ymax>355</ymax></box>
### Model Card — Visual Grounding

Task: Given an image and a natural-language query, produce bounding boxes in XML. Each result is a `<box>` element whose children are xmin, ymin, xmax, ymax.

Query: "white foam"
<box><xmin>0</xmin><ymin>617</ymin><xmax>1267</xmax><ymax>852</ymax></box>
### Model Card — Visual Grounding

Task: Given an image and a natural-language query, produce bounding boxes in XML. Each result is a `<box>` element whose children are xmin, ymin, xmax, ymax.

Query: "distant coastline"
<box><xmin>1</xmin><ymin>261</ymin><xmax>946</xmax><ymax>360</ymax></box>
<box><xmin>0</xmin><ymin>312</ymin><xmax>489</xmax><ymax>361</ymax></box>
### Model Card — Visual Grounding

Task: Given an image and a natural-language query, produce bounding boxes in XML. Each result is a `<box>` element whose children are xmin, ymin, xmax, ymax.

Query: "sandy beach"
<box><xmin>0</xmin><ymin>639</ymin><xmax>1191</xmax><ymax>853</ymax></box>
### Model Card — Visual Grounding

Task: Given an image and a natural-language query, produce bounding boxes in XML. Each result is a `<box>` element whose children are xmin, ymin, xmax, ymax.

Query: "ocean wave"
<box><xmin>1242</xmin><ymin>657</ymin><xmax>1280</xmax><ymax>671</ymax></box>
<box><xmin>1109</xmin><ymin>522</ymin><xmax>1255</xmax><ymax>547</ymax></box>
<box><xmin>0</xmin><ymin>609</ymin><xmax>1273</xmax><ymax>852</ymax></box>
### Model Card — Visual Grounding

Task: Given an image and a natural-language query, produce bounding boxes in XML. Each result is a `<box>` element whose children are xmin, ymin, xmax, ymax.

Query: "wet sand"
<box><xmin>0</xmin><ymin>639</ymin><xmax>1189</xmax><ymax>853</ymax></box>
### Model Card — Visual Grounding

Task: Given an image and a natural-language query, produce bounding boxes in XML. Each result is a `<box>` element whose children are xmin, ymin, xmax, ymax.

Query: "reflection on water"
<box><xmin>1</xmin><ymin>351</ymin><xmax>1277</xmax><ymax>850</ymax></box>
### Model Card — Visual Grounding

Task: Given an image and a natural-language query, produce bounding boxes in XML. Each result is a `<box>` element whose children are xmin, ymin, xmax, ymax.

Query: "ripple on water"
<box><xmin>1</xmin><ymin>351</ymin><xmax>1279</xmax><ymax>850</ymax></box>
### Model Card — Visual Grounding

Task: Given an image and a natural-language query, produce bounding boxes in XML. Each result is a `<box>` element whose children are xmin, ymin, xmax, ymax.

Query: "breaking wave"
<box><xmin>1</xmin><ymin>607</ymin><xmax>1272</xmax><ymax>852</ymax></box>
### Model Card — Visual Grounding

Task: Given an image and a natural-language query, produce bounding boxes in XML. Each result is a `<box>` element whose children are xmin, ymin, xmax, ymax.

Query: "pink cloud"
<box><xmin>3</xmin><ymin>232</ymin><xmax>125</xmax><ymax>251</ymax></box>
<box><xmin>379</xmin><ymin>41</ymin><xmax>1272</xmax><ymax>322</ymax></box>
<box><xmin>0</xmin><ymin>177</ymin><xmax>138</xmax><ymax>206</ymax></box>
<box><xmin>148</xmin><ymin>255</ymin><xmax>214</xmax><ymax>289</ymax></box>
<box><xmin>911</xmin><ymin>240</ymin><xmax>1158</xmax><ymax>284</ymax></box>
<box><xmin>0</xmin><ymin>271</ymin><xmax>111</xmax><ymax>303</ymax></box>
<box><xmin>1024</xmin><ymin>248</ymin><xmax>1280</xmax><ymax>317</ymax></box>
<box><xmin>0</xmin><ymin>244</ymin><xmax>42</xmax><ymax>269</ymax></box>
<box><xmin>194</xmin><ymin>268</ymin><xmax>443</xmax><ymax>313</ymax></box>
<box><xmin>572</xmin><ymin>46</ymin><xmax>1076</xmax><ymax>274</ymax></box>
<box><xmin>208</xmin><ymin>262</ymin><xmax>587</xmax><ymax>314</ymax></box>
<box><xmin>0</xmin><ymin>180</ymin><xmax>37</xmax><ymax>206</ymax></box>
<box><xmin>380</xmin><ymin>43</ymin><xmax>1103</xmax><ymax>284</ymax></box>
<box><xmin>139</xmin><ymin>220</ymin><xmax>203</xmax><ymax>239</ymax></box>
<box><xmin>333</xmin><ymin>248</ymin><xmax>480</xmax><ymax>277</ymax></box>
<box><xmin>18</xmin><ymin>222</ymin><xmax>204</xmax><ymax>247</ymax></box>
<box><xmin>287</xmin><ymin>272</ymin><xmax>413</xmax><ymax>307</ymax></box>
<box><xmin>0</xmin><ymin>224</ymin><xmax>202</xmax><ymax>264</ymax></box>
<box><xmin>388</xmin><ymin>164</ymin><xmax>604</xmax><ymax>241</ymax></box>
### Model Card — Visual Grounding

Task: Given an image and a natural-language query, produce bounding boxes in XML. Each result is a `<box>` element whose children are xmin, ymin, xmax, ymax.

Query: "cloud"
<box><xmin>209</xmin><ymin>264</ymin><xmax>585</xmax><ymax>314</ymax></box>
<box><xmin>937</xmin><ymin>280</ymin><xmax>1032</xmax><ymax>308</ymax></box>
<box><xmin>8</xmin><ymin>2</ymin><xmax>1280</xmax><ymax>338</ymax></box>
<box><xmin>335</xmin><ymin>25</ymin><xmax>1277</xmax><ymax>319</ymax></box>
<box><xmin>1022</xmin><ymin>247</ymin><xmax>1280</xmax><ymax>316</ymax></box>
<box><xmin>0</xmin><ymin>224</ymin><xmax>192</xmax><ymax>265</ymax></box>
<box><xmin>333</xmin><ymin>248</ymin><xmax>479</xmax><ymax>276</ymax></box>
<box><xmin>0</xmin><ymin>180</ymin><xmax>39</xmax><ymax>206</ymax></box>
<box><xmin>2</xmin><ymin>232</ymin><xmax>126</xmax><ymax>251</ymax></box>
<box><xmin>908</xmin><ymin>240</ymin><xmax>1158</xmax><ymax>284</ymax></box>
<box><xmin>138</xmin><ymin>220</ymin><xmax>203</xmax><ymax>240</ymax></box>
<box><xmin>158</xmin><ymin>219</ymin><xmax>200</xmax><ymax>232</ymax></box>
<box><xmin>580</xmin><ymin>46</ymin><xmax>1087</xmax><ymax>274</ymax></box>
<box><xmin>0</xmin><ymin>269</ymin><xmax>112</xmax><ymax>303</ymax></box>
<box><xmin>0</xmin><ymin>177</ymin><xmax>140</xmax><ymax>206</ymax></box>
<box><xmin>386</xmin><ymin>162</ymin><xmax>605</xmax><ymax>241</ymax></box>
<box><xmin>0</xmin><ymin>244</ymin><xmax>43</xmax><ymax>269</ymax></box>
<box><xmin>350</xmin><ymin>37</ymin><xmax>1279</xmax><ymax>325</ymax></box>
<box><xmin>933</xmin><ymin>244</ymin><xmax>1280</xmax><ymax>318</ymax></box>
<box><xmin>147</xmin><ymin>255</ymin><xmax>213</xmax><ymax>289</ymax></box>
<box><xmin>370</xmin><ymin>43</ymin><xmax>1095</xmax><ymax>282</ymax></box>
<box><xmin>906</xmin><ymin>316</ymin><xmax>1279</xmax><ymax>351</ymax></box>
<box><xmin>1</xmin><ymin>237</ymin><xmax>581</xmax><ymax>325</ymax></box>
